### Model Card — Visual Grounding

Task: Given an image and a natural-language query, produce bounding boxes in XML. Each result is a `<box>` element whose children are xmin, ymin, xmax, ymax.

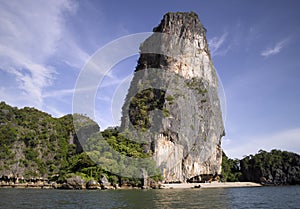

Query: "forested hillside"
<box><xmin>0</xmin><ymin>102</ymin><xmax>159</xmax><ymax>187</ymax></box>
<box><xmin>222</xmin><ymin>150</ymin><xmax>300</xmax><ymax>185</ymax></box>
<box><xmin>1</xmin><ymin>102</ymin><xmax>299</xmax><ymax>187</ymax></box>
<box><xmin>0</xmin><ymin>101</ymin><xmax>97</xmax><ymax>180</ymax></box>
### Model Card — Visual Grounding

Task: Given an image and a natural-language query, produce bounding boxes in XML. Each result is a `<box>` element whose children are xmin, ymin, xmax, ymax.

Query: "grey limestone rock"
<box><xmin>62</xmin><ymin>176</ymin><xmax>85</xmax><ymax>189</ymax></box>
<box><xmin>86</xmin><ymin>179</ymin><xmax>100</xmax><ymax>189</ymax></box>
<box><xmin>120</xmin><ymin>12</ymin><xmax>225</xmax><ymax>183</ymax></box>
<box><xmin>100</xmin><ymin>174</ymin><xmax>112</xmax><ymax>189</ymax></box>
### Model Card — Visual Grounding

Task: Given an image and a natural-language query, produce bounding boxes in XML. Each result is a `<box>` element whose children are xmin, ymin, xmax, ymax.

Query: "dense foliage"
<box><xmin>129</xmin><ymin>88</ymin><xmax>166</xmax><ymax>130</ymax></box>
<box><xmin>1</xmin><ymin>102</ymin><xmax>299</xmax><ymax>185</ymax></box>
<box><xmin>83</xmin><ymin>128</ymin><xmax>162</xmax><ymax>186</ymax></box>
<box><xmin>221</xmin><ymin>152</ymin><xmax>242</xmax><ymax>182</ymax></box>
<box><xmin>222</xmin><ymin>149</ymin><xmax>300</xmax><ymax>185</ymax></box>
<box><xmin>0</xmin><ymin>102</ymin><xmax>79</xmax><ymax>178</ymax></box>
<box><xmin>240</xmin><ymin>149</ymin><xmax>300</xmax><ymax>184</ymax></box>
<box><xmin>0</xmin><ymin>102</ymin><xmax>161</xmax><ymax>186</ymax></box>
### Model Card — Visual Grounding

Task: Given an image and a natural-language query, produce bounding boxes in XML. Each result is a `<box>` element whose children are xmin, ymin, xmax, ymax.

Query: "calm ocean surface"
<box><xmin>0</xmin><ymin>186</ymin><xmax>299</xmax><ymax>209</ymax></box>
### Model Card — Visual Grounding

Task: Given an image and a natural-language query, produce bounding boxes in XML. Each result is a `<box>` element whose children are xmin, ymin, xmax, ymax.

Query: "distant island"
<box><xmin>0</xmin><ymin>101</ymin><xmax>299</xmax><ymax>189</ymax></box>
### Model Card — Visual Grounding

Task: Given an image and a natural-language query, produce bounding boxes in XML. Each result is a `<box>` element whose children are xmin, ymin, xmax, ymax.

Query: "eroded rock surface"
<box><xmin>120</xmin><ymin>12</ymin><xmax>225</xmax><ymax>182</ymax></box>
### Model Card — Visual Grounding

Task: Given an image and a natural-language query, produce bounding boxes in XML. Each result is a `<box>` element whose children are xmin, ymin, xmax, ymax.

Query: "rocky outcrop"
<box><xmin>100</xmin><ymin>174</ymin><xmax>113</xmax><ymax>189</ymax></box>
<box><xmin>86</xmin><ymin>180</ymin><xmax>100</xmax><ymax>189</ymax></box>
<box><xmin>62</xmin><ymin>176</ymin><xmax>86</xmax><ymax>189</ymax></box>
<box><xmin>120</xmin><ymin>12</ymin><xmax>224</xmax><ymax>182</ymax></box>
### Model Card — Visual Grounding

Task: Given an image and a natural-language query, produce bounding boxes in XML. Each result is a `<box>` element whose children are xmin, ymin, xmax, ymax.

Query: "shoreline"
<box><xmin>0</xmin><ymin>183</ymin><xmax>55</xmax><ymax>189</ymax></box>
<box><xmin>161</xmin><ymin>182</ymin><xmax>262</xmax><ymax>189</ymax></box>
<box><xmin>0</xmin><ymin>182</ymin><xmax>262</xmax><ymax>190</ymax></box>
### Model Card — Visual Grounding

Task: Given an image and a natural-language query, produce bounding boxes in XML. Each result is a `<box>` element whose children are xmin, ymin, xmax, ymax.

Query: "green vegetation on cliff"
<box><xmin>129</xmin><ymin>88</ymin><xmax>165</xmax><ymax>130</ymax></box>
<box><xmin>0</xmin><ymin>102</ymin><xmax>161</xmax><ymax>186</ymax></box>
<box><xmin>222</xmin><ymin>149</ymin><xmax>300</xmax><ymax>185</ymax></box>
<box><xmin>221</xmin><ymin>152</ymin><xmax>242</xmax><ymax>182</ymax></box>
<box><xmin>1</xmin><ymin>102</ymin><xmax>299</xmax><ymax>186</ymax></box>
<box><xmin>0</xmin><ymin>101</ymin><xmax>79</xmax><ymax>178</ymax></box>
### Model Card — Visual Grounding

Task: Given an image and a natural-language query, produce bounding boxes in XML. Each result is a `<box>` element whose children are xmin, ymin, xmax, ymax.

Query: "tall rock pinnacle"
<box><xmin>120</xmin><ymin>12</ymin><xmax>225</xmax><ymax>182</ymax></box>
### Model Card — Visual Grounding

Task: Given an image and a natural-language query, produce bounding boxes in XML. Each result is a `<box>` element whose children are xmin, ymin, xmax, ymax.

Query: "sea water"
<box><xmin>0</xmin><ymin>186</ymin><xmax>299</xmax><ymax>209</ymax></box>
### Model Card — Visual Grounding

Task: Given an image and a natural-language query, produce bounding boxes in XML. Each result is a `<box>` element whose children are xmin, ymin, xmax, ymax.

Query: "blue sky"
<box><xmin>1</xmin><ymin>0</ymin><xmax>300</xmax><ymax>158</ymax></box>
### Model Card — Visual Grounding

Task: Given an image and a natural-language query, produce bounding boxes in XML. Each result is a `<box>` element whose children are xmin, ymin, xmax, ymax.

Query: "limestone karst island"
<box><xmin>0</xmin><ymin>12</ymin><xmax>299</xmax><ymax>189</ymax></box>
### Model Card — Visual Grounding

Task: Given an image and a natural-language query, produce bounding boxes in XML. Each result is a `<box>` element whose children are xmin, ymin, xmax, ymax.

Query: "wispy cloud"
<box><xmin>44</xmin><ymin>74</ymin><xmax>124</xmax><ymax>99</ymax></box>
<box><xmin>208</xmin><ymin>32</ymin><xmax>230</xmax><ymax>56</ymax></box>
<box><xmin>43</xmin><ymin>86</ymin><xmax>98</xmax><ymax>98</ymax></box>
<box><xmin>44</xmin><ymin>105</ymin><xmax>66</xmax><ymax>118</ymax></box>
<box><xmin>261</xmin><ymin>38</ymin><xmax>290</xmax><ymax>58</ymax></box>
<box><xmin>0</xmin><ymin>0</ymin><xmax>93</xmax><ymax>114</ymax></box>
<box><xmin>0</xmin><ymin>45</ymin><xmax>55</xmax><ymax>106</ymax></box>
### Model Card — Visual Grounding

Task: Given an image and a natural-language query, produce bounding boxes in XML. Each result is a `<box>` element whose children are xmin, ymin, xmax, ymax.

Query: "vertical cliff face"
<box><xmin>120</xmin><ymin>12</ymin><xmax>225</xmax><ymax>182</ymax></box>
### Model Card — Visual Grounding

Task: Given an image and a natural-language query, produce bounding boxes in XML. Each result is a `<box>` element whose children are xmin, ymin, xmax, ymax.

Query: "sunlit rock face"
<box><xmin>120</xmin><ymin>12</ymin><xmax>225</xmax><ymax>182</ymax></box>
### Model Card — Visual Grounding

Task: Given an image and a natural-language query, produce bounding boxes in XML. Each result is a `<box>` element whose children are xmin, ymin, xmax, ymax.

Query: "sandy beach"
<box><xmin>161</xmin><ymin>182</ymin><xmax>262</xmax><ymax>189</ymax></box>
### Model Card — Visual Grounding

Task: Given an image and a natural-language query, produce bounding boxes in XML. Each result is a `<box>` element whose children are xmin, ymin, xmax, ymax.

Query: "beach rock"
<box><xmin>51</xmin><ymin>182</ymin><xmax>58</xmax><ymax>189</ymax></box>
<box><xmin>142</xmin><ymin>169</ymin><xmax>149</xmax><ymax>189</ymax></box>
<box><xmin>120</xmin><ymin>12</ymin><xmax>224</xmax><ymax>182</ymax></box>
<box><xmin>62</xmin><ymin>176</ymin><xmax>85</xmax><ymax>189</ymax></box>
<box><xmin>100</xmin><ymin>174</ymin><xmax>111</xmax><ymax>189</ymax></box>
<box><xmin>149</xmin><ymin>179</ymin><xmax>162</xmax><ymax>189</ymax></box>
<box><xmin>86</xmin><ymin>180</ymin><xmax>100</xmax><ymax>189</ymax></box>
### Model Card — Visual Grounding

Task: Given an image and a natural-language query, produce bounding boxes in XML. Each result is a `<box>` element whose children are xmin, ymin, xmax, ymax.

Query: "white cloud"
<box><xmin>43</xmin><ymin>74</ymin><xmax>124</xmax><ymax>99</ymax></box>
<box><xmin>223</xmin><ymin>128</ymin><xmax>300</xmax><ymax>159</ymax></box>
<box><xmin>44</xmin><ymin>105</ymin><xmax>66</xmax><ymax>118</ymax></box>
<box><xmin>208</xmin><ymin>32</ymin><xmax>230</xmax><ymax>56</ymax></box>
<box><xmin>0</xmin><ymin>45</ymin><xmax>55</xmax><ymax>106</ymax></box>
<box><xmin>57</xmin><ymin>36</ymin><xmax>91</xmax><ymax>69</ymax></box>
<box><xmin>221</xmin><ymin>138</ymin><xmax>232</xmax><ymax>146</ymax></box>
<box><xmin>43</xmin><ymin>85</ymin><xmax>100</xmax><ymax>98</ymax></box>
<box><xmin>261</xmin><ymin>38</ymin><xmax>290</xmax><ymax>58</ymax></box>
<box><xmin>0</xmin><ymin>0</ymin><xmax>88</xmax><ymax>111</ymax></box>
